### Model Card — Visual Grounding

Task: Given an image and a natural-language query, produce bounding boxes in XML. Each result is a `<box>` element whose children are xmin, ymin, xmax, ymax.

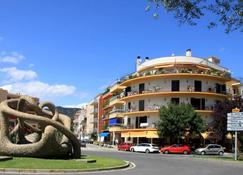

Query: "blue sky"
<box><xmin>0</xmin><ymin>0</ymin><xmax>242</xmax><ymax>107</ymax></box>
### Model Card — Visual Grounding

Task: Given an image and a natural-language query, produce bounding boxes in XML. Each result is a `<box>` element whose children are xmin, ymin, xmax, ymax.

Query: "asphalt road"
<box><xmin>1</xmin><ymin>144</ymin><xmax>243</xmax><ymax>175</ymax></box>
<box><xmin>81</xmin><ymin>145</ymin><xmax>243</xmax><ymax>175</ymax></box>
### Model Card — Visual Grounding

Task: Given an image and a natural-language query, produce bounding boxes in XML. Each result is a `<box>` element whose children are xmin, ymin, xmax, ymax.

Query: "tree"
<box><xmin>146</xmin><ymin>0</ymin><xmax>243</xmax><ymax>33</ymax></box>
<box><xmin>213</xmin><ymin>95</ymin><xmax>243</xmax><ymax>145</ymax></box>
<box><xmin>156</xmin><ymin>103</ymin><xmax>204</xmax><ymax>144</ymax></box>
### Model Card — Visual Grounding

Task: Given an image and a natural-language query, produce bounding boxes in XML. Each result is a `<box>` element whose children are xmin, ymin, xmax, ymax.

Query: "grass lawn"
<box><xmin>0</xmin><ymin>156</ymin><xmax>127</xmax><ymax>170</ymax></box>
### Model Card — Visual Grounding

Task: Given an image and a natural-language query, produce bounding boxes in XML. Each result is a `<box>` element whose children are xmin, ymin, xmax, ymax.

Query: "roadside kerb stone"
<box><xmin>0</xmin><ymin>161</ymin><xmax>130</xmax><ymax>173</ymax></box>
<box><xmin>0</xmin><ymin>156</ymin><xmax>13</xmax><ymax>162</ymax></box>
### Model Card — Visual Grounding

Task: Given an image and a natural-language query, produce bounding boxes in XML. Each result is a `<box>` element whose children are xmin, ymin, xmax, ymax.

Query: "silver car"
<box><xmin>195</xmin><ymin>144</ymin><xmax>224</xmax><ymax>155</ymax></box>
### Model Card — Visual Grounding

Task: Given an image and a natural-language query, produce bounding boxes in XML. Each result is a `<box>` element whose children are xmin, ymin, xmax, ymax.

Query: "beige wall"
<box><xmin>85</xmin><ymin>101</ymin><xmax>98</xmax><ymax>136</ymax></box>
<box><xmin>129</xmin><ymin>77</ymin><xmax>226</xmax><ymax>93</ymax></box>
<box><xmin>121</xmin><ymin>77</ymin><xmax>228</xmax><ymax>128</ymax></box>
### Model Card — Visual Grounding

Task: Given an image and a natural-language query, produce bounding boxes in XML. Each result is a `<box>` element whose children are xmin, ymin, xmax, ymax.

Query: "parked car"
<box><xmin>117</xmin><ymin>143</ymin><xmax>133</xmax><ymax>151</ymax></box>
<box><xmin>195</xmin><ymin>144</ymin><xmax>224</xmax><ymax>155</ymax></box>
<box><xmin>160</xmin><ymin>144</ymin><xmax>191</xmax><ymax>154</ymax></box>
<box><xmin>130</xmin><ymin>143</ymin><xmax>160</xmax><ymax>153</ymax></box>
<box><xmin>80</xmin><ymin>140</ymin><xmax>86</xmax><ymax>147</ymax></box>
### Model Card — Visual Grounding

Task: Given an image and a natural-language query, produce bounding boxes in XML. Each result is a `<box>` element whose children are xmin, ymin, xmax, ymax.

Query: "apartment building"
<box><xmin>85</xmin><ymin>99</ymin><xmax>99</xmax><ymax>138</ymax></box>
<box><xmin>73</xmin><ymin>98</ymin><xmax>99</xmax><ymax>141</ymax></box>
<box><xmin>98</xmin><ymin>92</ymin><xmax>112</xmax><ymax>142</ymax></box>
<box><xmin>102</xmin><ymin>50</ymin><xmax>240</xmax><ymax>145</ymax></box>
<box><xmin>73</xmin><ymin>107</ymin><xmax>86</xmax><ymax>140</ymax></box>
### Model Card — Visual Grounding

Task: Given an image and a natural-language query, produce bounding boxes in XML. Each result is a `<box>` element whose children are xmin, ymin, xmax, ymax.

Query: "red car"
<box><xmin>117</xmin><ymin>143</ymin><xmax>133</xmax><ymax>151</ymax></box>
<box><xmin>160</xmin><ymin>144</ymin><xmax>191</xmax><ymax>154</ymax></box>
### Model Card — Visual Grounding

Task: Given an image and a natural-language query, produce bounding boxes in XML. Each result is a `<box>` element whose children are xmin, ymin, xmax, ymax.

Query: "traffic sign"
<box><xmin>227</xmin><ymin>112</ymin><xmax>243</xmax><ymax>131</ymax></box>
<box><xmin>227</xmin><ymin>108</ymin><xmax>242</xmax><ymax>161</ymax></box>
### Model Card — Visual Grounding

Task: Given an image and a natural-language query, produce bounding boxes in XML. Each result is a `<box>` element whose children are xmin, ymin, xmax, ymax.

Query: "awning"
<box><xmin>146</xmin><ymin>131</ymin><xmax>159</xmax><ymax>138</ymax></box>
<box><xmin>99</xmin><ymin>132</ymin><xmax>109</xmax><ymax>137</ymax></box>
<box><xmin>200</xmin><ymin>132</ymin><xmax>219</xmax><ymax>140</ymax></box>
<box><xmin>121</xmin><ymin>130</ymin><xmax>159</xmax><ymax>138</ymax></box>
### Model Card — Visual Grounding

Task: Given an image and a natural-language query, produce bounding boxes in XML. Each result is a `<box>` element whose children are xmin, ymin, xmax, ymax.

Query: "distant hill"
<box><xmin>56</xmin><ymin>106</ymin><xmax>80</xmax><ymax>119</ymax></box>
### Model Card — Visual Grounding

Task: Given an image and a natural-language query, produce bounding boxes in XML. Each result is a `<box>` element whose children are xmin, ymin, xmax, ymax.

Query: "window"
<box><xmin>222</xmin><ymin>84</ymin><xmax>226</xmax><ymax>94</ymax></box>
<box><xmin>135</xmin><ymin>116</ymin><xmax>147</xmax><ymax>128</ymax></box>
<box><xmin>140</xmin><ymin>116</ymin><xmax>147</xmax><ymax>123</ymax></box>
<box><xmin>191</xmin><ymin>98</ymin><xmax>205</xmax><ymax>110</ymax></box>
<box><xmin>194</xmin><ymin>80</ymin><xmax>202</xmax><ymax>92</ymax></box>
<box><xmin>139</xmin><ymin>83</ymin><xmax>145</xmax><ymax>94</ymax></box>
<box><xmin>172</xmin><ymin>80</ymin><xmax>180</xmax><ymax>91</ymax></box>
<box><xmin>139</xmin><ymin>100</ymin><xmax>145</xmax><ymax>111</ymax></box>
<box><xmin>125</xmin><ymin>86</ymin><xmax>131</xmax><ymax>96</ymax></box>
<box><xmin>127</xmin><ymin>118</ymin><xmax>131</xmax><ymax>125</ymax></box>
<box><xmin>207</xmin><ymin>145</ymin><xmax>214</xmax><ymax>149</ymax></box>
<box><xmin>171</xmin><ymin>98</ymin><xmax>180</xmax><ymax>105</ymax></box>
<box><xmin>216</xmin><ymin>83</ymin><xmax>226</xmax><ymax>94</ymax></box>
<box><xmin>216</xmin><ymin>83</ymin><xmax>221</xmax><ymax>93</ymax></box>
<box><xmin>128</xmin><ymin>102</ymin><xmax>131</xmax><ymax>110</ymax></box>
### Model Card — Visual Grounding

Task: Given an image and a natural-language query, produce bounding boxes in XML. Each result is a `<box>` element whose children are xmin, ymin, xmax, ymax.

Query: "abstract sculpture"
<box><xmin>0</xmin><ymin>96</ymin><xmax>81</xmax><ymax>159</ymax></box>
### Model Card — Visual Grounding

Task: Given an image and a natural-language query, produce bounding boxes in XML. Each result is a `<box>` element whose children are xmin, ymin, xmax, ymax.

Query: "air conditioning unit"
<box><xmin>140</xmin><ymin>123</ymin><xmax>149</xmax><ymax>128</ymax></box>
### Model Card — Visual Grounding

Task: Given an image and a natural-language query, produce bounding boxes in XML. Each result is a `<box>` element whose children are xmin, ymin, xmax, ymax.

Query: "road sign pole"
<box><xmin>234</xmin><ymin>131</ymin><xmax>237</xmax><ymax>161</ymax></box>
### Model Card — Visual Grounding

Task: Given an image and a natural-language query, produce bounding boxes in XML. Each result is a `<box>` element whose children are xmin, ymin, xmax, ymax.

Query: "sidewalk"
<box><xmin>83</xmin><ymin>144</ymin><xmax>118</xmax><ymax>152</ymax></box>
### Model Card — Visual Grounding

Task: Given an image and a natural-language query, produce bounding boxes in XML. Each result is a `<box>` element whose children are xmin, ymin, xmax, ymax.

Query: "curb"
<box><xmin>0</xmin><ymin>161</ymin><xmax>131</xmax><ymax>174</ymax></box>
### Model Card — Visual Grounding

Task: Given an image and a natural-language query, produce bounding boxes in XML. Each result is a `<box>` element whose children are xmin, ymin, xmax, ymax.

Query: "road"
<box><xmin>1</xmin><ymin>144</ymin><xmax>243</xmax><ymax>175</ymax></box>
<box><xmin>82</xmin><ymin>144</ymin><xmax>243</xmax><ymax>175</ymax></box>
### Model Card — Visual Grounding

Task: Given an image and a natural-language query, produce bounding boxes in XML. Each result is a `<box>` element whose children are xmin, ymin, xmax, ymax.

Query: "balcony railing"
<box><xmin>119</xmin><ymin>68</ymin><xmax>231</xmax><ymax>84</ymax></box>
<box><xmin>109</xmin><ymin>95</ymin><xmax>121</xmax><ymax>102</ymax></box>
<box><xmin>123</xmin><ymin>123</ymin><xmax>156</xmax><ymax>130</ymax></box>
<box><xmin>125</xmin><ymin>105</ymin><xmax>214</xmax><ymax>113</ymax></box>
<box><xmin>124</xmin><ymin>88</ymin><xmax>229</xmax><ymax>97</ymax></box>
<box><xmin>109</xmin><ymin>108</ymin><xmax>125</xmax><ymax>114</ymax></box>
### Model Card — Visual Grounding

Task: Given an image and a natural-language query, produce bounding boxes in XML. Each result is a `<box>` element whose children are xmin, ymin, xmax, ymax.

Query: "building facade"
<box><xmin>73</xmin><ymin>98</ymin><xmax>99</xmax><ymax>141</ymax></box>
<box><xmin>98</xmin><ymin>93</ymin><xmax>112</xmax><ymax>142</ymax></box>
<box><xmin>73</xmin><ymin>107</ymin><xmax>87</xmax><ymax>140</ymax></box>
<box><xmin>85</xmin><ymin>99</ymin><xmax>99</xmax><ymax>138</ymax></box>
<box><xmin>101</xmin><ymin>50</ymin><xmax>240</xmax><ymax>145</ymax></box>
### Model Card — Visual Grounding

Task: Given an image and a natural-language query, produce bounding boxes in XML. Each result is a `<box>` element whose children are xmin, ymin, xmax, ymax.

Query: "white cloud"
<box><xmin>0</xmin><ymin>67</ymin><xmax>37</xmax><ymax>82</ymax></box>
<box><xmin>63</xmin><ymin>103</ymin><xmax>88</xmax><ymax>108</ymax></box>
<box><xmin>0</xmin><ymin>52</ymin><xmax>25</xmax><ymax>64</ymax></box>
<box><xmin>1</xmin><ymin>81</ymin><xmax>76</xmax><ymax>98</ymax></box>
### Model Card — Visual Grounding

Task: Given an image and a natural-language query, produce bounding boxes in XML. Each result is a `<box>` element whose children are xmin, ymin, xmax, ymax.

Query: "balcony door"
<box><xmin>139</xmin><ymin>83</ymin><xmax>145</xmax><ymax>94</ymax></box>
<box><xmin>194</xmin><ymin>80</ymin><xmax>202</xmax><ymax>92</ymax></box>
<box><xmin>125</xmin><ymin>86</ymin><xmax>131</xmax><ymax>96</ymax></box>
<box><xmin>172</xmin><ymin>80</ymin><xmax>180</xmax><ymax>91</ymax></box>
<box><xmin>135</xmin><ymin>116</ymin><xmax>147</xmax><ymax>128</ymax></box>
<box><xmin>191</xmin><ymin>98</ymin><xmax>205</xmax><ymax>110</ymax></box>
<box><xmin>139</xmin><ymin>100</ymin><xmax>145</xmax><ymax>111</ymax></box>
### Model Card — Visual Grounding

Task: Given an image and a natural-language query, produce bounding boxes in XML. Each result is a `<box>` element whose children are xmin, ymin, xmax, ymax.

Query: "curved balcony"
<box><xmin>120</xmin><ymin>73</ymin><xmax>230</xmax><ymax>87</ymax></box>
<box><xmin>109</xmin><ymin>95</ymin><xmax>124</xmax><ymax>107</ymax></box>
<box><xmin>110</xmin><ymin>84</ymin><xmax>126</xmax><ymax>93</ymax></box>
<box><xmin>123</xmin><ymin>109</ymin><xmax>213</xmax><ymax>116</ymax></box>
<box><xmin>109</xmin><ymin>108</ymin><xmax>125</xmax><ymax>118</ymax></box>
<box><xmin>121</xmin><ymin>90</ymin><xmax>228</xmax><ymax>101</ymax></box>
